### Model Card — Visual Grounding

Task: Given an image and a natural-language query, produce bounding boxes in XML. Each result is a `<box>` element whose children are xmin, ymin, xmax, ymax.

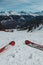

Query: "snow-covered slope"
<box><xmin>0</xmin><ymin>29</ymin><xmax>43</xmax><ymax>65</ymax></box>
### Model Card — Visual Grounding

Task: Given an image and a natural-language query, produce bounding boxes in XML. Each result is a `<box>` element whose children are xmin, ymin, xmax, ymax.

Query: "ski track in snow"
<box><xmin>0</xmin><ymin>29</ymin><xmax>43</xmax><ymax>65</ymax></box>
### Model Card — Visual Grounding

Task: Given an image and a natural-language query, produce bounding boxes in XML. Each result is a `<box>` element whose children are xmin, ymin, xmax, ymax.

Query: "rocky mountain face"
<box><xmin>0</xmin><ymin>11</ymin><xmax>43</xmax><ymax>31</ymax></box>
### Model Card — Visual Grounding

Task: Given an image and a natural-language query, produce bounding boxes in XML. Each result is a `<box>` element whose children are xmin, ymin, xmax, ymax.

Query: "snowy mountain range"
<box><xmin>0</xmin><ymin>11</ymin><xmax>43</xmax><ymax>30</ymax></box>
<box><xmin>0</xmin><ymin>11</ymin><xmax>20</xmax><ymax>16</ymax></box>
<box><xmin>33</xmin><ymin>11</ymin><xmax>43</xmax><ymax>16</ymax></box>
<box><xmin>0</xmin><ymin>11</ymin><xmax>43</xmax><ymax>16</ymax></box>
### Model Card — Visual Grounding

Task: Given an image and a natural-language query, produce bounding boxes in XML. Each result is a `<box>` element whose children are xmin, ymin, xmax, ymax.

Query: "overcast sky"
<box><xmin>0</xmin><ymin>0</ymin><xmax>43</xmax><ymax>12</ymax></box>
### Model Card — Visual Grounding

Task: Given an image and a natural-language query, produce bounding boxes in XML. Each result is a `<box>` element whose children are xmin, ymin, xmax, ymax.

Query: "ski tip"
<box><xmin>9</xmin><ymin>41</ymin><xmax>15</xmax><ymax>46</ymax></box>
<box><xmin>25</xmin><ymin>40</ymin><xmax>31</xmax><ymax>45</ymax></box>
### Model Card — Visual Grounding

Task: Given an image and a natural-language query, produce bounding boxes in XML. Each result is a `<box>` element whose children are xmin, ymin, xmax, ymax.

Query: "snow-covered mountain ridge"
<box><xmin>0</xmin><ymin>11</ymin><xmax>43</xmax><ymax>16</ymax></box>
<box><xmin>0</xmin><ymin>11</ymin><xmax>20</xmax><ymax>16</ymax></box>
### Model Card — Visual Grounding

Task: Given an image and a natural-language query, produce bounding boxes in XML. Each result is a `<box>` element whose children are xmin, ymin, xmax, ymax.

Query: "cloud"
<box><xmin>0</xmin><ymin>0</ymin><xmax>43</xmax><ymax>12</ymax></box>
<box><xmin>18</xmin><ymin>0</ymin><xmax>29</xmax><ymax>3</ymax></box>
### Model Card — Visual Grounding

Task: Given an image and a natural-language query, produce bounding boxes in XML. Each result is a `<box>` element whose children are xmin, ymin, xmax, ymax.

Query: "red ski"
<box><xmin>0</xmin><ymin>41</ymin><xmax>15</xmax><ymax>53</ymax></box>
<box><xmin>25</xmin><ymin>40</ymin><xmax>43</xmax><ymax>51</ymax></box>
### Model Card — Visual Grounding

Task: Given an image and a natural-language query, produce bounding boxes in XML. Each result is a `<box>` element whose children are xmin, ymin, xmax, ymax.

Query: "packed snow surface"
<box><xmin>0</xmin><ymin>29</ymin><xmax>43</xmax><ymax>65</ymax></box>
